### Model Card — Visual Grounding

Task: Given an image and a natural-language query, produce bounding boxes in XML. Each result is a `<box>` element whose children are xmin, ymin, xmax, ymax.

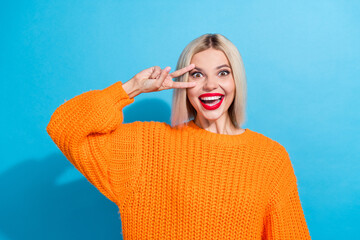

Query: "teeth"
<box><xmin>200</xmin><ymin>96</ymin><xmax>222</xmax><ymax>101</ymax></box>
<box><xmin>206</xmin><ymin>99</ymin><xmax>221</xmax><ymax>106</ymax></box>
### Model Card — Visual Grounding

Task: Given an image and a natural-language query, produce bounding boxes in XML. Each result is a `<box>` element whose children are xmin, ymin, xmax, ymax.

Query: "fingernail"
<box><xmin>165</xmin><ymin>67</ymin><xmax>171</xmax><ymax>72</ymax></box>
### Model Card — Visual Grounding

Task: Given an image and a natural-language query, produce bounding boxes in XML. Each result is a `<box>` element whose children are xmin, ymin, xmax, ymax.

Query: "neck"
<box><xmin>194</xmin><ymin>113</ymin><xmax>242</xmax><ymax>135</ymax></box>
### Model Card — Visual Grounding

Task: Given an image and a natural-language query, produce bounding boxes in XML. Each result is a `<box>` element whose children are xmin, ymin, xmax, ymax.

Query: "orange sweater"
<box><xmin>47</xmin><ymin>81</ymin><xmax>311</xmax><ymax>239</ymax></box>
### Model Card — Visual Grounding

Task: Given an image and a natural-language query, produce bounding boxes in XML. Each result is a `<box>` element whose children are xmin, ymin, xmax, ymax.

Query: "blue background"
<box><xmin>1</xmin><ymin>0</ymin><xmax>359</xmax><ymax>239</ymax></box>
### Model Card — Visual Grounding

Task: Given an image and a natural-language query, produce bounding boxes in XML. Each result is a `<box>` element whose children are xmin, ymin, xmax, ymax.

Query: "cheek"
<box><xmin>224</xmin><ymin>79</ymin><xmax>236</xmax><ymax>95</ymax></box>
<box><xmin>186</xmin><ymin>89</ymin><xmax>193</xmax><ymax>99</ymax></box>
<box><xmin>186</xmin><ymin>89</ymin><xmax>197</xmax><ymax>106</ymax></box>
<box><xmin>186</xmin><ymin>85</ymin><xmax>201</xmax><ymax>99</ymax></box>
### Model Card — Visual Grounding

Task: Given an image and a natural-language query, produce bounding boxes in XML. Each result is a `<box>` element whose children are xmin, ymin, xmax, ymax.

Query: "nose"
<box><xmin>203</xmin><ymin>76</ymin><xmax>219</xmax><ymax>91</ymax></box>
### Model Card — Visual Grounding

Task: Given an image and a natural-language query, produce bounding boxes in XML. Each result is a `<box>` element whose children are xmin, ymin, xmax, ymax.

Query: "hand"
<box><xmin>131</xmin><ymin>64</ymin><xmax>197</xmax><ymax>94</ymax></box>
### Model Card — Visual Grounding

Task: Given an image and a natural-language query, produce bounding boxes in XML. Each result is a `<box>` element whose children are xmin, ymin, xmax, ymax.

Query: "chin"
<box><xmin>202</xmin><ymin>114</ymin><xmax>222</xmax><ymax>121</ymax></box>
<box><xmin>197</xmin><ymin>109</ymin><xmax>227</xmax><ymax>122</ymax></box>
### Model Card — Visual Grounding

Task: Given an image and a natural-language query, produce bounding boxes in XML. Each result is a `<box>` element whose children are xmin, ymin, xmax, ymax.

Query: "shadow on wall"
<box><xmin>123</xmin><ymin>98</ymin><xmax>172</xmax><ymax>124</ymax></box>
<box><xmin>0</xmin><ymin>153</ymin><xmax>123</xmax><ymax>240</ymax></box>
<box><xmin>0</xmin><ymin>98</ymin><xmax>171</xmax><ymax>240</ymax></box>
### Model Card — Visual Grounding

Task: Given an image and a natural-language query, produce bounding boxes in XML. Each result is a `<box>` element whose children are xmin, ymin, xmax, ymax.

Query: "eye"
<box><xmin>191</xmin><ymin>72</ymin><xmax>203</xmax><ymax>78</ymax></box>
<box><xmin>219</xmin><ymin>70</ymin><xmax>230</xmax><ymax>76</ymax></box>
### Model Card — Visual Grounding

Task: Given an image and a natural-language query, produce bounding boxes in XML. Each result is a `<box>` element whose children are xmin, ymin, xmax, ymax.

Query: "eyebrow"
<box><xmin>193</xmin><ymin>64</ymin><xmax>231</xmax><ymax>72</ymax></box>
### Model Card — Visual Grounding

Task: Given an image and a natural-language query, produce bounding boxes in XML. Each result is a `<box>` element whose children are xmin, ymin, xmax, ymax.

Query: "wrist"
<box><xmin>122</xmin><ymin>79</ymin><xmax>142</xmax><ymax>98</ymax></box>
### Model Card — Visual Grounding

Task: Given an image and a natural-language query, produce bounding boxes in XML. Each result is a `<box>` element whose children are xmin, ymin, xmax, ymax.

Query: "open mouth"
<box><xmin>198</xmin><ymin>95</ymin><xmax>224</xmax><ymax>110</ymax></box>
<box><xmin>199</xmin><ymin>95</ymin><xmax>224</xmax><ymax>105</ymax></box>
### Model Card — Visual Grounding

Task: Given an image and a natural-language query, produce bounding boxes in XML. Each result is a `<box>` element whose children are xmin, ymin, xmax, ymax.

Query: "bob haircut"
<box><xmin>171</xmin><ymin>33</ymin><xmax>247</xmax><ymax>128</ymax></box>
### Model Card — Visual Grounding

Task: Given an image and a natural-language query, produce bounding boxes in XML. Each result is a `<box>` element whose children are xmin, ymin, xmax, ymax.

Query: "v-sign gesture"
<box><xmin>123</xmin><ymin>64</ymin><xmax>197</xmax><ymax>98</ymax></box>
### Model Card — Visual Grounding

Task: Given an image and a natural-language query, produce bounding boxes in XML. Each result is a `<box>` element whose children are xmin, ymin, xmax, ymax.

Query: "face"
<box><xmin>186</xmin><ymin>48</ymin><xmax>235</xmax><ymax>123</ymax></box>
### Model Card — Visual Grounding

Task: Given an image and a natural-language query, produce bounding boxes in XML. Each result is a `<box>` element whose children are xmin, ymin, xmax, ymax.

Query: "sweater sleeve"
<box><xmin>264</xmin><ymin>147</ymin><xmax>311</xmax><ymax>240</ymax></box>
<box><xmin>46</xmin><ymin>81</ymin><xmax>140</xmax><ymax>206</ymax></box>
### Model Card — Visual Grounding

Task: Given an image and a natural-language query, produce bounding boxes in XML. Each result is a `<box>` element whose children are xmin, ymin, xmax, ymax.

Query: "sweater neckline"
<box><xmin>185</xmin><ymin>120</ymin><xmax>253</xmax><ymax>145</ymax></box>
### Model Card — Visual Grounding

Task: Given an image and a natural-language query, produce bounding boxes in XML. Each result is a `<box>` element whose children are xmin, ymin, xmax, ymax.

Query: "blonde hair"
<box><xmin>171</xmin><ymin>33</ymin><xmax>247</xmax><ymax>128</ymax></box>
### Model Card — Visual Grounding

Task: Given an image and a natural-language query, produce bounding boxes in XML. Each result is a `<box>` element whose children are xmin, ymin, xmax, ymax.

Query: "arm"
<box><xmin>264</xmin><ymin>148</ymin><xmax>311</xmax><ymax>239</ymax></box>
<box><xmin>46</xmin><ymin>81</ymin><xmax>139</xmax><ymax>206</ymax></box>
<box><xmin>46</xmin><ymin>64</ymin><xmax>197</xmax><ymax>206</ymax></box>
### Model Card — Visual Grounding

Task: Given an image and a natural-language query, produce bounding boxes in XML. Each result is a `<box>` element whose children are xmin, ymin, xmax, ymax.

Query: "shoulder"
<box><xmin>122</xmin><ymin>120</ymin><xmax>174</xmax><ymax>135</ymax></box>
<box><xmin>249</xmin><ymin>130</ymin><xmax>297</xmax><ymax>185</ymax></box>
<box><xmin>140</xmin><ymin>121</ymin><xmax>172</xmax><ymax>131</ymax></box>
<box><xmin>248</xmin><ymin>129</ymin><xmax>293</xmax><ymax>171</ymax></box>
<box><xmin>253</xmin><ymin>130</ymin><xmax>296</xmax><ymax>176</ymax></box>
<box><xmin>248</xmin><ymin>129</ymin><xmax>288</xmax><ymax>154</ymax></box>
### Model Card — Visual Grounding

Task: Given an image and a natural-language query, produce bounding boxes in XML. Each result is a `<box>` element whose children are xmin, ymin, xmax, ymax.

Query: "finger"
<box><xmin>171</xmin><ymin>81</ymin><xmax>197</xmax><ymax>89</ymax></box>
<box><xmin>150</xmin><ymin>66</ymin><xmax>161</xmax><ymax>79</ymax></box>
<box><xmin>156</xmin><ymin>66</ymin><xmax>171</xmax><ymax>87</ymax></box>
<box><xmin>170</xmin><ymin>64</ymin><xmax>195</xmax><ymax>78</ymax></box>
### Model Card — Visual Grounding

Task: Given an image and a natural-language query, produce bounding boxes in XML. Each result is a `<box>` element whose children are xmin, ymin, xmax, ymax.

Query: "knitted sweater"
<box><xmin>46</xmin><ymin>81</ymin><xmax>311</xmax><ymax>239</ymax></box>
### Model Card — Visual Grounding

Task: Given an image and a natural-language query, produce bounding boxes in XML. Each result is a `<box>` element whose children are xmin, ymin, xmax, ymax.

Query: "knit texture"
<box><xmin>47</xmin><ymin>81</ymin><xmax>311</xmax><ymax>239</ymax></box>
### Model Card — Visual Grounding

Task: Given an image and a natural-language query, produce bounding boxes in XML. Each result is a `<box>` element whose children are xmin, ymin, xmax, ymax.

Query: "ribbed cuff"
<box><xmin>101</xmin><ymin>81</ymin><xmax>135</xmax><ymax>108</ymax></box>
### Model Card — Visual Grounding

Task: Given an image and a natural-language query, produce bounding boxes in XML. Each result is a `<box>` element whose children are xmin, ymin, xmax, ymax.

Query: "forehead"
<box><xmin>190</xmin><ymin>49</ymin><xmax>230</xmax><ymax>68</ymax></box>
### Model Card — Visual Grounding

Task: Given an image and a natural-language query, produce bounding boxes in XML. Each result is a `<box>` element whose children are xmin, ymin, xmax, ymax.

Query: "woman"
<box><xmin>47</xmin><ymin>33</ymin><xmax>311</xmax><ymax>239</ymax></box>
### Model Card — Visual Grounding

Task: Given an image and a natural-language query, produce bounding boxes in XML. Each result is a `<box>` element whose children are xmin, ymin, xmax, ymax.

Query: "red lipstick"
<box><xmin>198</xmin><ymin>93</ymin><xmax>225</xmax><ymax>110</ymax></box>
